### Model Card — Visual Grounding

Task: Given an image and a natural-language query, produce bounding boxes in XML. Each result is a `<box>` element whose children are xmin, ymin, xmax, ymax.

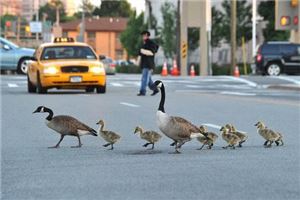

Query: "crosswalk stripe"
<box><xmin>120</xmin><ymin>102</ymin><xmax>140</xmax><ymax>108</ymax></box>
<box><xmin>7</xmin><ymin>83</ymin><xmax>18</xmax><ymax>88</ymax></box>
<box><xmin>110</xmin><ymin>83</ymin><xmax>124</xmax><ymax>87</ymax></box>
<box><xmin>220</xmin><ymin>91</ymin><xmax>256</xmax><ymax>96</ymax></box>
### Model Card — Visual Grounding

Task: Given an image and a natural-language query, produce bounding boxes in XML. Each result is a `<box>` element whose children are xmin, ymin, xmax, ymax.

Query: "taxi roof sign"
<box><xmin>53</xmin><ymin>37</ymin><xmax>75</xmax><ymax>43</ymax></box>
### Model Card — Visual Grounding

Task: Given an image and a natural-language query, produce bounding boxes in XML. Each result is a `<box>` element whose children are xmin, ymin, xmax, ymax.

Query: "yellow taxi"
<box><xmin>27</xmin><ymin>37</ymin><xmax>106</xmax><ymax>94</ymax></box>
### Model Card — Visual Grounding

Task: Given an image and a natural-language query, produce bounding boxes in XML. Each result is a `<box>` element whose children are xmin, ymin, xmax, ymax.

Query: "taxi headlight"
<box><xmin>90</xmin><ymin>66</ymin><xmax>105</xmax><ymax>74</ymax></box>
<box><xmin>43</xmin><ymin>66</ymin><xmax>58</xmax><ymax>74</ymax></box>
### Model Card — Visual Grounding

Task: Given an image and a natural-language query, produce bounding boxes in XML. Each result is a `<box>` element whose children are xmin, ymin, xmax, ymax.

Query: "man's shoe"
<box><xmin>151</xmin><ymin>90</ymin><xmax>159</xmax><ymax>96</ymax></box>
<box><xmin>137</xmin><ymin>93</ymin><xmax>145</xmax><ymax>96</ymax></box>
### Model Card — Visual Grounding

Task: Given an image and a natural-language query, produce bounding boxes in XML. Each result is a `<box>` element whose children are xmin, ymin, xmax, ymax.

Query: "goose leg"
<box><xmin>263</xmin><ymin>140</ymin><xmax>269</xmax><ymax>146</ymax></box>
<box><xmin>103</xmin><ymin>143</ymin><xmax>110</xmax><ymax>147</ymax></box>
<box><xmin>222</xmin><ymin>145</ymin><xmax>229</xmax><ymax>149</ymax></box>
<box><xmin>71</xmin><ymin>136</ymin><xmax>82</xmax><ymax>148</ymax></box>
<box><xmin>49</xmin><ymin>135</ymin><xmax>65</xmax><ymax>148</ymax></box>
<box><xmin>275</xmin><ymin>141</ymin><xmax>279</xmax><ymax>146</ymax></box>
<box><xmin>231</xmin><ymin>145</ymin><xmax>236</xmax><ymax>149</ymax></box>
<box><xmin>197</xmin><ymin>143</ymin><xmax>206</xmax><ymax>150</ymax></box>
<box><xmin>108</xmin><ymin>143</ymin><xmax>114</xmax><ymax>150</ymax></box>
<box><xmin>280</xmin><ymin>140</ymin><xmax>284</xmax><ymax>146</ymax></box>
<box><xmin>266</xmin><ymin>141</ymin><xmax>273</xmax><ymax>148</ymax></box>
<box><xmin>151</xmin><ymin>143</ymin><xmax>154</xmax><ymax>149</ymax></box>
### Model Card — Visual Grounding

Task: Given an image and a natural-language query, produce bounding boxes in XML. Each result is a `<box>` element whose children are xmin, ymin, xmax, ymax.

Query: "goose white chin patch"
<box><xmin>157</xmin><ymin>82</ymin><xmax>163</xmax><ymax>88</ymax></box>
<box><xmin>77</xmin><ymin>130</ymin><xmax>90</xmax><ymax>136</ymax></box>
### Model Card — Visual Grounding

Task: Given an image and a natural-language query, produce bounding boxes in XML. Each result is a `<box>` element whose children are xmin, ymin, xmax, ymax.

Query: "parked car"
<box><xmin>255</xmin><ymin>41</ymin><xmax>300</xmax><ymax>76</ymax></box>
<box><xmin>0</xmin><ymin>37</ymin><xmax>35</xmax><ymax>74</ymax></box>
<box><xmin>100</xmin><ymin>55</ymin><xmax>116</xmax><ymax>75</ymax></box>
<box><xmin>115</xmin><ymin>59</ymin><xmax>134</xmax><ymax>66</ymax></box>
<box><xmin>27</xmin><ymin>37</ymin><xmax>106</xmax><ymax>94</ymax></box>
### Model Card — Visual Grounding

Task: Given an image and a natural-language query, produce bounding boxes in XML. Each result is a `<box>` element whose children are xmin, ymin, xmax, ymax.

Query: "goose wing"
<box><xmin>171</xmin><ymin>116</ymin><xmax>203</xmax><ymax>138</ymax></box>
<box><xmin>52</xmin><ymin>115</ymin><xmax>97</xmax><ymax>135</ymax></box>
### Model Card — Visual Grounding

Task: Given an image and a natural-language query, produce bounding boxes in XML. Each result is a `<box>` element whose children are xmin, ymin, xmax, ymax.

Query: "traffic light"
<box><xmin>280</xmin><ymin>16</ymin><xmax>291</xmax><ymax>26</ymax></box>
<box><xmin>5</xmin><ymin>21</ymin><xmax>11</xmax><ymax>27</ymax></box>
<box><xmin>275</xmin><ymin>0</ymin><xmax>299</xmax><ymax>30</ymax></box>
<box><xmin>290</xmin><ymin>0</ymin><xmax>298</xmax><ymax>8</ymax></box>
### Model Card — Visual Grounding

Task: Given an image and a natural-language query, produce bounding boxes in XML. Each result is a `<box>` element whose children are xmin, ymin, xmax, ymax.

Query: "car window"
<box><xmin>280</xmin><ymin>45</ymin><xmax>297</xmax><ymax>55</ymax></box>
<box><xmin>297</xmin><ymin>46</ymin><xmax>300</xmax><ymax>55</ymax></box>
<box><xmin>41</xmin><ymin>46</ymin><xmax>97</xmax><ymax>60</ymax></box>
<box><xmin>0</xmin><ymin>38</ymin><xmax>19</xmax><ymax>49</ymax></box>
<box><xmin>262</xmin><ymin>44</ymin><xmax>280</xmax><ymax>54</ymax></box>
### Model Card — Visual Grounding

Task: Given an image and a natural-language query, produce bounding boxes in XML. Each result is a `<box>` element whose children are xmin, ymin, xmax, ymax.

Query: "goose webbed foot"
<box><xmin>151</xmin><ymin>143</ymin><xmax>154</xmax><ymax>150</ymax></box>
<box><xmin>48</xmin><ymin>145</ymin><xmax>60</xmax><ymax>149</ymax></box>
<box><xmin>231</xmin><ymin>145</ymin><xmax>236</xmax><ymax>149</ymax></box>
<box><xmin>170</xmin><ymin>142</ymin><xmax>176</xmax><ymax>146</ymax></box>
<box><xmin>103</xmin><ymin>143</ymin><xmax>110</xmax><ymax>147</ymax></box>
<box><xmin>207</xmin><ymin>145</ymin><xmax>213</xmax><ymax>149</ymax></box>
<box><xmin>263</xmin><ymin>141</ymin><xmax>269</xmax><ymax>146</ymax></box>
<box><xmin>222</xmin><ymin>146</ymin><xmax>228</xmax><ymax>149</ymax></box>
<box><xmin>71</xmin><ymin>145</ymin><xmax>82</xmax><ymax>148</ymax></box>
<box><xmin>143</xmin><ymin>143</ymin><xmax>151</xmax><ymax>147</ymax></box>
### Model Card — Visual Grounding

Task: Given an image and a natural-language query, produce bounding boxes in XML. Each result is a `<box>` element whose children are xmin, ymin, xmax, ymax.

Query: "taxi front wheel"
<box><xmin>36</xmin><ymin>72</ymin><xmax>47</xmax><ymax>94</ymax></box>
<box><xmin>96</xmin><ymin>85</ymin><xmax>106</xmax><ymax>94</ymax></box>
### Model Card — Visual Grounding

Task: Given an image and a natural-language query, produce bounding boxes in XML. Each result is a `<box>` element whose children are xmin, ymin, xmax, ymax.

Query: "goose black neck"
<box><xmin>44</xmin><ymin>107</ymin><xmax>53</xmax><ymax>121</ymax></box>
<box><xmin>158</xmin><ymin>84</ymin><xmax>165</xmax><ymax>113</ymax></box>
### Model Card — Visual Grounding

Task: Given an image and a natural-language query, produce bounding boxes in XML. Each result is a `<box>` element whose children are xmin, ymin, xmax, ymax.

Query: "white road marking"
<box><xmin>110</xmin><ymin>82</ymin><xmax>124</xmax><ymax>87</ymax></box>
<box><xmin>274</xmin><ymin>76</ymin><xmax>300</xmax><ymax>85</ymax></box>
<box><xmin>202</xmin><ymin>123</ymin><xmax>222</xmax><ymax>129</ymax></box>
<box><xmin>7</xmin><ymin>83</ymin><xmax>18</xmax><ymax>88</ymax></box>
<box><xmin>220</xmin><ymin>91</ymin><xmax>256</xmax><ymax>96</ymax></box>
<box><xmin>223</xmin><ymin>76</ymin><xmax>258</xmax><ymax>87</ymax></box>
<box><xmin>120</xmin><ymin>102</ymin><xmax>140</xmax><ymax>108</ymax></box>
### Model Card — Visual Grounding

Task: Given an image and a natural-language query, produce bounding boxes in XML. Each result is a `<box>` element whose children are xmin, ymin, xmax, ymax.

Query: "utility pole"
<box><xmin>176</xmin><ymin>0</ymin><xmax>181</xmax><ymax>69</ymax></box>
<box><xmin>56</xmin><ymin>5</ymin><xmax>60</xmax><ymax>26</ymax></box>
<box><xmin>36</xmin><ymin>9</ymin><xmax>39</xmax><ymax>41</ymax></box>
<box><xmin>230</xmin><ymin>0</ymin><xmax>237</xmax><ymax>75</ymax></box>
<box><xmin>17</xmin><ymin>15</ymin><xmax>21</xmax><ymax>43</ymax></box>
<box><xmin>252</xmin><ymin>0</ymin><xmax>256</xmax><ymax>58</ymax></box>
<box><xmin>79</xmin><ymin>1</ymin><xmax>86</xmax><ymax>42</ymax></box>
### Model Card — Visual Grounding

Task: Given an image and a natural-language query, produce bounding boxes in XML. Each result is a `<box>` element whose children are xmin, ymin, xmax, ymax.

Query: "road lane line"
<box><xmin>220</xmin><ymin>91</ymin><xmax>256</xmax><ymax>96</ymax></box>
<box><xmin>7</xmin><ymin>83</ymin><xmax>18</xmax><ymax>88</ymax></box>
<box><xmin>111</xmin><ymin>83</ymin><xmax>124</xmax><ymax>87</ymax></box>
<box><xmin>202</xmin><ymin>123</ymin><xmax>222</xmax><ymax>129</ymax></box>
<box><xmin>120</xmin><ymin>102</ymin><xmax>140</xmax><ymax>108</ymax></box>
<box><xmin>274</xmin><ymin>76</ymin><xmax>300</xmax><ymax>85</ymax></box>
<box><xmin>223</xmin><ymin>76</ymin><xmax>258</xmax><ymax>87</ymax></box>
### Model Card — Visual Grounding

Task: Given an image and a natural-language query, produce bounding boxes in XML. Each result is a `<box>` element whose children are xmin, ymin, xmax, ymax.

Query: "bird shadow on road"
<box><xmin>124</xmin><ymin>149</ymin><xmax>164</xmax><ymax>155</ymax></box>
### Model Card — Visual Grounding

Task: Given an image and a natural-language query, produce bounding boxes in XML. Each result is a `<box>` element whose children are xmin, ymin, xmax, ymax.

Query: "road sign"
<box><xmin>29</xmin><ymin>21</ymin><xmax>42</xmax><ymax>33</ymax></box>
<box><xmin>182</xmin><ymin>42</ymin><xmax>187</xmax><ymax>59</ymax></box>
<box><xmin>275</xmin><ymin>0</ymin><xmax>299</xmax><ymax>30</ymax></box>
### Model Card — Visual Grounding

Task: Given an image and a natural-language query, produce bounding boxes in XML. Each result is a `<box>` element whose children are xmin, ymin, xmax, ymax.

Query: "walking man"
<box><xmin>137</xmin><ymin>30</ymin><xmax>159</xmax><ymax>96</ymax></box>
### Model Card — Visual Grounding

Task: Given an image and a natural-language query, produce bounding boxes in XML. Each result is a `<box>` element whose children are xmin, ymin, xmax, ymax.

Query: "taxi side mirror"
<box><xmin>99</xmin><ymin>55</ymin><xmax>106</xmax><ymax>60</ymax></box>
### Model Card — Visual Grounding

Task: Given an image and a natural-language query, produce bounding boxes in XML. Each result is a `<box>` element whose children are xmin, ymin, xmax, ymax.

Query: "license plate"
<box><xmin>70</xmin><ymin>76</ymin><xmax>82</xmax><ymax>83</ymax></box>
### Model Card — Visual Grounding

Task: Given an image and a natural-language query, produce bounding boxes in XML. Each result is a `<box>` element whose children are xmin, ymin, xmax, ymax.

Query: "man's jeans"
<box><xmin>139</xmin><ymin>68</ymin><xmax>155</xmax><ymax>95</ymax></box>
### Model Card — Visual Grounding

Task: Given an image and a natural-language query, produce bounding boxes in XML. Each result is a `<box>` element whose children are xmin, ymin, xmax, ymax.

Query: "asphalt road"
<box><xmin>1</xmin><ymin>74</ymin><xmax>300</xmax><ymax>200</ymax></box>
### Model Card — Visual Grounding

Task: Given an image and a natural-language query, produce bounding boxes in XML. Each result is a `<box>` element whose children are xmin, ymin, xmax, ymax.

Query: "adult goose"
<box><xmin>154</xmin><ymin>80</ymin><xmax>206</xmax><ymax>153</ymax></box>
<box><xmin>33</xmin><ymin>106</ymin><xmax>97</xmax><ymax>148</ymax></box>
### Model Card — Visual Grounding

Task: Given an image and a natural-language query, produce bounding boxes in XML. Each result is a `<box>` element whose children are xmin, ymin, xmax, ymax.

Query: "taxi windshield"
<box><xmin>41</xmin><ymin>46</ymin><xmax>97</xmax><ymax>60</ymax></box>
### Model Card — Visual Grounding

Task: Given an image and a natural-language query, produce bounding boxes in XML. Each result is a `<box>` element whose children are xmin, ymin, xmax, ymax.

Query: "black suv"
<box><xmin>255</xmin><ymin>42</ymin><xmax>300</xmax><ymax>75</ymax></box>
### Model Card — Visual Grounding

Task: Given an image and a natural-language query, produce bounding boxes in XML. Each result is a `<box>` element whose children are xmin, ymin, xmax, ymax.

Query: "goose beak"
<box><xmin>33</xmin><ymin>110</ymin><xmax>38</xmax><ymax>114</ymax></box>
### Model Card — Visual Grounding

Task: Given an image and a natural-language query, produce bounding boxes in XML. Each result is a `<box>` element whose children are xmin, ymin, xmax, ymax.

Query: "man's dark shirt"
<box><xmin>139</xmin><ymin>39</ymin><xmax>159</xmax><ymax>69</ymax></box>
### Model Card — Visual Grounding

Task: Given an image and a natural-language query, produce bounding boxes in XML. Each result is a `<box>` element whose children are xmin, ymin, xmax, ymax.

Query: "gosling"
<box><xmin>134</xmin><ymin>126</ymin><xmax>162</xmax><ymax>149</ymax></box>
<box><xmin>197</xmin><ymin>125</ymin><xmax>218</xmax><ymax>150</ymax></box>
<box><xmin>255</xmin><ymin>121</ymin><xmax>284</xmax><ymax>147</ymax></box>
<box><xmin>220</xmin><ymin>126</ymin><xmax>241</xmax><ymax>149</ymax></box>
<box><xmin>225</xmin><ymin>124</ymin><xmax>248</xmax><ymax>147</ymax></box>
<box><xmin>96</xmin><ymin>120</ymin><xmax>121</xmax><ymax>150</ymax></box>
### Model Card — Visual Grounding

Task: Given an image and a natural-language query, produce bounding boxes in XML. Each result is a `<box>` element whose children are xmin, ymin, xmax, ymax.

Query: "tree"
<box><xmin>93</xmin><ymin>0</ymin><xmax>133</xmax><ymax>17</ymax></box>
<box><xmin>120</xmin><ymin>12</ymin><xmax>147</xmax><ymax>58</ymax></box>
<box><xmin>258</xmin><ymin>0</ymin><xmax>290</xmax><ymax>41</ymax></box>
<box><xmin>0</xmin><ymin>14</ymin><xmax>16</xmax><ymax>31</ymax></box>
<box><xmin>211</xmin><ymin>6</ymin><xmax>224</xmax><ymax>47</ymax></box>
<box><xmin>159</xmin><ymin>2</ymin><xmax>177</xmax><ymax>59</ymax></box>
<box><xmin>219</xmin><ymin>0</ymin><xmax>252</xmax><ymax>46</ymax></box>
<box><xmin>75</xmin><ymin>0</ymin><xmax>95</xmax><ymax>18</ymax></box>
<box><xmin>36</xmin><ymin>0</ymin><xmax>69</xmax><ymax>23</ymax></box>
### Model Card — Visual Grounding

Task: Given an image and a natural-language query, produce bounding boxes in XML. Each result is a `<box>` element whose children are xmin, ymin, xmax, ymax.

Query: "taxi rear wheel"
<box><xmin>96</xmin><ymin>85</ymin><xmax>106</xmax><ymax>93</ymax></box>
<box><xmin>36</xmin><ymin>72</ymin><xmax>47</xmax><ymax>94</ymax></box>
<box><xmin>27</xmin><ymin>76</ymin><xmax>36</xmax><ymax>93</ymax></box>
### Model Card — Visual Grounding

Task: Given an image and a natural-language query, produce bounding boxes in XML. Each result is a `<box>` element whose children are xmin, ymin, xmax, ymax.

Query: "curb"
<box><xmin>267</xmin><ymin>84</ymin><xmax>300</xmax><ymax>91</ymax></box>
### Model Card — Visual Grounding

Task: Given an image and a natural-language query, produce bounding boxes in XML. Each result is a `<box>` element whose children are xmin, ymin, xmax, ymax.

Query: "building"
<box><xmin>21</xmin><ymin>0</ymin><xmax>48</xmax><ymax>21</ymax></box>
<box><xmin>61</xmin><ymin>17</ymin><xmax>128</xmax><ymax>60</ymax></box>
<box><xmin>0</xmin><ymin>0</ymin><xmax>22</xmax><ymax>16</ymax></box>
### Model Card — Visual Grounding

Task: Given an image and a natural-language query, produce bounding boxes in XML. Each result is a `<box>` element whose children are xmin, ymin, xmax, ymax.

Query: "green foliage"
<box><xmin>120</xmin><ymin>12</ymin><xmax>147</xmax><ymax>57</ymax></box>
<box><xmin>93</xmin><ymin>0</ymin><xmax>133</xmax><ymax>17</ymax></box>
<box><xmin>211</xmin><ymin>6</ymin><xmax>224</xmax><ymax>47</ymax></box>
<box><xmin>258</xmin><ymin>0</ymin><xmax>290</xmax><ymax>41</ymax></box>
<box><xmin>159</xmin><ymin>2</ymin><xmax>177</xmax><ymax>59</ymax></box>
<box><xmin>80</xmin><ymin>0</ymin><xmax>95</xmax><ymax>17</ymax></box>
<box><xmin>36</xmin><ymin>1</ymin><xmax>68</xmax><ymax>23</ymax></box>
<box><xmin>219</xmin><ymin>0</ymin><xmax>252</xmax><ymax>46</ymax></box>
